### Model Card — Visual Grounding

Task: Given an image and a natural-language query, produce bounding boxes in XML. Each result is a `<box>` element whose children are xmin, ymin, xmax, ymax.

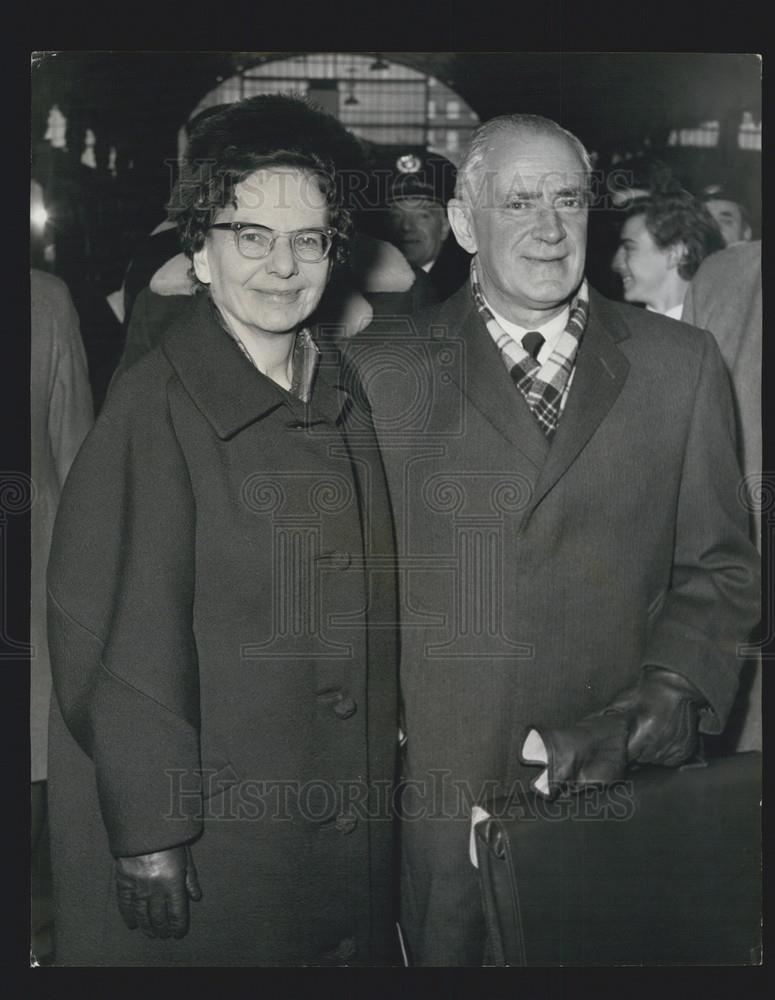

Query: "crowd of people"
<box><xmin>31</xmin><ymin>93</ymin><xmax>761</xmax><ymax>967</ymax></box>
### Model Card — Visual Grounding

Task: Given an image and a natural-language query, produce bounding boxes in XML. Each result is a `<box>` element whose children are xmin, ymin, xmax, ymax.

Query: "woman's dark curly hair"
<box><xmin>167</xmin><ymin>95</ymin><xmax>358</xmax><ymax>282</ymax></box>
<box><xmin>624</xmin><ymin>191</ymin><xmax>725</xmax><ymax>281</ymax></box>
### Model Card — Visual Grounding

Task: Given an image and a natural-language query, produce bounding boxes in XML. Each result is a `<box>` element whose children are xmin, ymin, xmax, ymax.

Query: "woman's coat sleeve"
<box><xmin>47</xmin><ymin>363</ymin><xmax>203</xmax><ymax>857</ymax></box>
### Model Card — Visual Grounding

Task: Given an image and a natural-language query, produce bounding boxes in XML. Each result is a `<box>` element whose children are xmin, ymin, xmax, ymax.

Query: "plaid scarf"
<box><xmin>470</xmin><ymin>259</ymin><xmax>588</xmax><ymax>439</ymax></box>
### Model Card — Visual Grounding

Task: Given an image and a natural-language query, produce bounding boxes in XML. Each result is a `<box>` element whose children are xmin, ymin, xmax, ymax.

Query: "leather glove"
<box><xmin>600</xmin><ymin>666</ymin><xmax>704</xmax><ymax>767</ymax></box>
<box><xmin>521</xmin><ymin>712</ymin><xmax>629</xmax><ymax>798</ymax></box>
<box><xmin>522</xmin><ymin>667</ymin><xmax>706</xmax><ymax>798</ymax></box>
<box><xmin>115</xmin><ymin>844</ymin><xmax>201</xmax><ymax>939</ymax></box>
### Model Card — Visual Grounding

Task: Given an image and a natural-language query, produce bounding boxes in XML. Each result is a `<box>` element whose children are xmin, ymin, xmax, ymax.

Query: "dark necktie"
<box><xmin>522</xmin><ymin>330</ymin><xmax>545</xmax><ymax>361</ymax></box>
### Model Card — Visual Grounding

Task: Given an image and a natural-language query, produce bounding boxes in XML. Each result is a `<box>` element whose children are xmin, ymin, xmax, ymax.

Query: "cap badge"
<box><xmin>396</xmin><ymin>153</ymin><xmax>422</xmax><ymax>174</ymax></box>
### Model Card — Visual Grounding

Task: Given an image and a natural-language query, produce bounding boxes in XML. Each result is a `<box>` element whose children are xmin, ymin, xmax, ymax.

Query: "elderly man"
<box><xmin>611</xmin><ymin>191</ymin><xmax>724</xmax><ymax>317</ymax></box>
<box><xmin>346</xmin><ymin>114</ymin><xmax>759</xmax><ymax>965</ymax></box>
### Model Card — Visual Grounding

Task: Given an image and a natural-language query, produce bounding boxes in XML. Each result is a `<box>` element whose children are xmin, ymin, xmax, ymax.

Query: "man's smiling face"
<box><xmin>449</xmin><ymin>129</ymin><xmax>588</xmax><ymax>326</ymax></box>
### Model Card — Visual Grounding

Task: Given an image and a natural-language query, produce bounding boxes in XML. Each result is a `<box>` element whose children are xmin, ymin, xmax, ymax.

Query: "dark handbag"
<box><xmin>474</xmin><ymin>752</ymin><xmax>761</xmax><ymax>966</ymax></box>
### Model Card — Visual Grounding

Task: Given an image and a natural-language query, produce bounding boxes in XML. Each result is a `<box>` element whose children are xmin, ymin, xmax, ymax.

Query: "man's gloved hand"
<box><xmin>601</xmin><ymin>666</ymin><xmax>704</xmax><ymax>767</ymax></box>
<box><xmin>521</xmin><ymin>712</ymin><xmax>629</xmax><ymax>798</ymax></box>
<box><xmin>115</xmin><ymin>844</ymin><xmax>201</xmax><ymax>939</ymax></box>
<box><xmin>522</xmin><ymin>667</ymin><xmax>706</xmax><ymax>798</ymax></box>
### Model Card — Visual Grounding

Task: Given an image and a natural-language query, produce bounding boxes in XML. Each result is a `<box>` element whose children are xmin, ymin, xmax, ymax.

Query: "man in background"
<box><xmin>611</xmin><ymin>190</ymin><xmax>724</xmax><ymax>317</ymax></box>
<box><xmin>382</xmin><ymin>151</ymin><xmax>471</xmax><ymax>301</ymax></box>
<box><xmin>699</xmin><ymin>185</ymin><xmax>754</xmax><ymax>247</ymax></box>
<box><xmin>682</xmin><ymin>239</ymin><xmax>762</xmax><ymax>754</ymax></box>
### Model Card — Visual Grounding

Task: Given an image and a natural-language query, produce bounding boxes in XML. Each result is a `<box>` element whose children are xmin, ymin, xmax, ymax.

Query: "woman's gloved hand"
<box><xmin>115</xmin><ymin>844</ymin><xmax>201</xmax><ymax>939</ymax></box>
<box><xmin>522</xmin><ymin>667</ymin><xmax>706</xmax><ymax>798</ymax></box>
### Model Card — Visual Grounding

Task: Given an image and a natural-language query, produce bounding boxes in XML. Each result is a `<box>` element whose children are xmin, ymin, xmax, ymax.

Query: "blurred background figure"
<box><xmin>610</xmin><ymin>191</ymin><xmax>724</xmax><ymax>317</ymax></box>
<box><xmin>605</xmin><ymin>154</ymin><xmax>685</xmax><ymax>208</ymax></box>
<box><xmin>699</xmin><ymin>184</ymin><xmax>753</xmax><ymax>246</ymax></box>
<box><xmin>683</xmin><ymin>239</ymin><xmax>762</xmax><ymax>545</ymax></box>
<box><xmin>32</xmin><ymin>104</ymin><xmax>127</xmax><ymax>414</ymax></box>
<box><xmin>118</xmin><ymin>104</ymin><xmax>232</xmax><ymax>329</ymax></box>
<box><xmin>30</xmin><ymin>180</ymin><xmax>55</xmax><ymax>270</ymax></box>
<box><xmin>379</xmin><ymin>151</ymin><xmax>471</xmax><ymax>301</ymax></box>
<box><xmin>30</xmin><ymin>268</ymin><xmax>94</xmax><ymax>965</ymax></box>
<box><xmin>586</xmin><ymin>155</ymin><xmax>686</xmax><ymax>298</ymax></box>
<box><xmin>682</xmin><ymin>240</ymin><xmax>762</xmax><ymax>754</ymax></box>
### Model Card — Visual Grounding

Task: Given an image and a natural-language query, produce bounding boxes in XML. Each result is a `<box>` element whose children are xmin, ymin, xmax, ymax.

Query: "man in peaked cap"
<box><xmin>382</xmin><ymin>150</ymin><xmax>471</xmax><ymax>301</ymax></box>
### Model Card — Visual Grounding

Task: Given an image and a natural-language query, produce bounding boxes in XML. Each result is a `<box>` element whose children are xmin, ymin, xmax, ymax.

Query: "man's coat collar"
<box><xmin>439</xmin><ymin>282</ymin><xmax>631</xmax><ymax>510</ymax></box>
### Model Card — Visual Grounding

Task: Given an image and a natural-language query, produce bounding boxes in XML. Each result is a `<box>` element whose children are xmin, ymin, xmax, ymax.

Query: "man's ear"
<box><xmin>436</xmin><ymin>203</ymin><xmax>451</xmax><ymax>243</ymax></box>
<box><xmin>193</xmin><ymin>244</ymin><xmax>212</xmax><ymax>285</ymax></box>
<box><xmin>742</xmin><ymin>224</ymin><xmax>753</xmax><ymax>242</ymax></box>
<box><xmin>666</xmin><ymin>241</ymin><xmax>687</xmax><ymax>271</ymax></box>
<box><xmin>447</xmin><ymin>198</ymin><xmax>477</xmax><ymax>254</ymax></box>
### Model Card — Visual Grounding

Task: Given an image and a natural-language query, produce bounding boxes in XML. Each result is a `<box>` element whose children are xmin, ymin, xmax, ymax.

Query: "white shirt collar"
<box><xmin>646</xmin><ymin>303</ymin><xmax>684</xmax><ymax>320</ymax></box>
<box><xmin>486</xmin><ymin>300</ymin><xmax>570</xmax><ymax>364</ymax></box>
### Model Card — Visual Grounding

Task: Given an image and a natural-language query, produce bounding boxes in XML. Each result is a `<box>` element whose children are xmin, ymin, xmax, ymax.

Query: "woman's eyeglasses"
<box><xmin>208</xmin><ymin>222</ymin><xmax>338</xmax><ymax>263</ymax></box>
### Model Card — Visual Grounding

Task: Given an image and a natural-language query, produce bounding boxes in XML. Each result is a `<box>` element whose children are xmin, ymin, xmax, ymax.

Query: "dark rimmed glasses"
<box><xmin>207</xmin><ymin>222</ymin><xmax>338</xmax><ymax>263</ymax></box>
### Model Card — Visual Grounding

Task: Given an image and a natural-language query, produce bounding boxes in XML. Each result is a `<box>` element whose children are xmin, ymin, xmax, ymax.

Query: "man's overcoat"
<box><xmin>347</xmin><ymin>282</ymin><xmax>760</xmax><ymax>965</ymax></box>
<box><xmin>47</xmin><ymin>294</ymin><xmax>399</xmax><ymax>966</ymax></box>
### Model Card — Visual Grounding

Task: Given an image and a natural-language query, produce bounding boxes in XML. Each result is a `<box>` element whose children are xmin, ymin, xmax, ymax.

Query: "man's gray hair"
<box><xmin>455</xmin><ymin>114</ymin><xmax>593</xmax><ymax>204</ymax></box>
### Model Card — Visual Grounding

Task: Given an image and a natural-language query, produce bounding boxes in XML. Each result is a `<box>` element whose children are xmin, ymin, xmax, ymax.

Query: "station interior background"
<box><xmin>31</xmin><ymin>51</ymin><xmax>761</xmax><ymax>411</ymax></box>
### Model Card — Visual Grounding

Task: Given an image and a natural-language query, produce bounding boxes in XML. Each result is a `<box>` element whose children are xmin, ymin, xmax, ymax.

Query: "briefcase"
<box><xmin>474</xmin><ymin>752</ymin><xmax>761</xmax><ymax>966</ymax></box>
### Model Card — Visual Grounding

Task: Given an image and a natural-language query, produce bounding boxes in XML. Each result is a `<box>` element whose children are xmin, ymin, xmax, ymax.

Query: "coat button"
<box><xmin>333</xmin><ymin>697</ymin><xmax>357</xmax><ymax>719</ymax></box>
<box><xmin>335</xmin><ymin>813</ymin><xmax>358</xmax><ymax>834</ymax></box>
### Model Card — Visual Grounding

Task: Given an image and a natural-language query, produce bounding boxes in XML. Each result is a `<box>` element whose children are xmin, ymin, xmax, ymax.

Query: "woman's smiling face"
<box><xmin>193</xmin><ymin>168</ymin><xmax>332</xmax><ymax>337</ymax></box>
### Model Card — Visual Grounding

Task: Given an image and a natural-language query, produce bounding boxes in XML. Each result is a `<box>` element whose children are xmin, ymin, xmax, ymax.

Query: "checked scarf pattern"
<box><xmin>470</xmin><ymin>259</ymin><xmax>589</xmax><ymax>439</ymax></box>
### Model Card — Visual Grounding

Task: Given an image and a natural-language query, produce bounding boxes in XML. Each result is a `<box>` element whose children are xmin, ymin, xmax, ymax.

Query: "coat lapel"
<box><xmin>309</xmin><ymin>343</ymin><xmax>353</xmax><ymax>424</ymax></box>
<box><xmin>529</xmin><ymin>289</ymin><xmax>631</xmax><ymax>512</ymax></box>
<box><xmin>442</xmin><ymin>286</ymin><xmax>550</xmax><ymax>471</ymax></box>
<box><xmin>161</xmin><ymin>295</ymin><xmax>349</xmax><ymax>438</ymax></box>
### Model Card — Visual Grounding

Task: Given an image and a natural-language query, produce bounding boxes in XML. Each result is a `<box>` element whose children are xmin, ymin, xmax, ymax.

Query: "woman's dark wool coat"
<box><xmin>46</xmin><ymin>294</ymin><xmax>399</xmax><ymax>966</ymax></box>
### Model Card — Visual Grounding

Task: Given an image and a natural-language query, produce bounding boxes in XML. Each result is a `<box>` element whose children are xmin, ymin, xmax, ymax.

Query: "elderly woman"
<box><xmin>46</xmin><ymin>96</ymin><xmax>399</xmax><ymax>967</ymax></box>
